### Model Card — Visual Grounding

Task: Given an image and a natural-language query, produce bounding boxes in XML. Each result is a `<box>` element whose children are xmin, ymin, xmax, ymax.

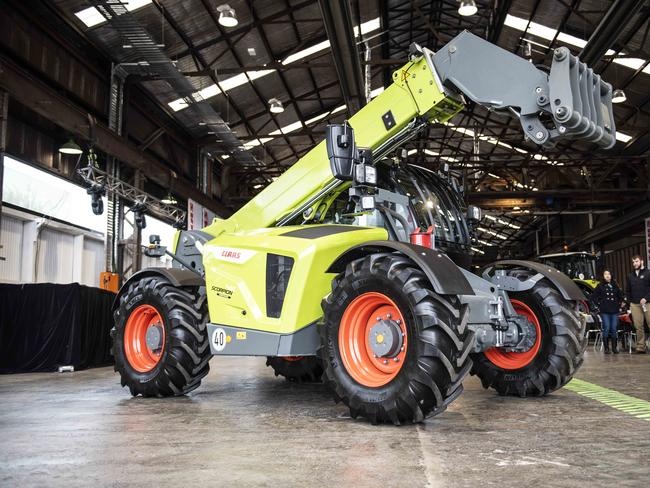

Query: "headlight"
<box><xmin>354</xmin><ymin>163</ymin><xmax>377</xmax><ymax>186</ymax></box>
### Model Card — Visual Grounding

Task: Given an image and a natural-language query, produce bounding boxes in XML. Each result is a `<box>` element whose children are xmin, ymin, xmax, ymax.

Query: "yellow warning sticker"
<box><xmin>226</xmin><ymin>335</ymin><xmax>232</xmax><ymax>344</ymax></box>
<box><xmin>236</xmin><ymin>331</ymin><xmax>247</xmax><ymax>340</ymax></box>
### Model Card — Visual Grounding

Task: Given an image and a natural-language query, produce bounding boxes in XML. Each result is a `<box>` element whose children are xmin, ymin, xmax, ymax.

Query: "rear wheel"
<box><xmin>320</xmin><ymin>253</ymin><xmax>475</xmax><ymax>425</ymax></box>
<box><xmin>266</xmin><ymin>356</ymin><xmax>323</xmax><ymax>382</ymax></box>
<box><xmin>112</xmin><ymin>275</ymin><xmax>211</xmax><ymax>397</ymax></box>
<box><xmin>471</xmin><ymin>270</ymin><xmax>586</xmax><ymax>397</ymax></box>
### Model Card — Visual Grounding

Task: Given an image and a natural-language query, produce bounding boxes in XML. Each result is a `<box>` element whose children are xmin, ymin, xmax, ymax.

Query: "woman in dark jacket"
<box><xmin>592</xmin><ymin>270</ymin><xmax>625</xmax><ymax>354</ymax></box>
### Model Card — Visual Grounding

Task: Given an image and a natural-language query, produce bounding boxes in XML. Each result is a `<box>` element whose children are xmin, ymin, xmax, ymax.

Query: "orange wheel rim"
<box><xmin>338</xmin><ymin>292</ymin><xmax>408</xmax><ymax>388</ymax></box>
<box><xmin>485</xmin><ymin>299</ymin><xmax>541</xmax><ymax>370</ymax></box>
<box><xmin>124</xmin><ymin>304</ymin><xmax>165</xmax><ymax>373</ymax></box>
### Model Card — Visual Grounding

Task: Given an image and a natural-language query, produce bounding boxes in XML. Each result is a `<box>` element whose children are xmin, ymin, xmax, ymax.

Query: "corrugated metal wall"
<box><xmin>82</xmin><ymin>239</ymin><xmax>105</xmax><ymax>286</ymax></box>
<box><xmin>604</xmin><ymin>242</ymin><xmax>645</xmax><ymax>292</ymax></box>
<box><xmin>36</xmin><ymin>227</ymin><xmax>74</xmax><ymax>284</ymax></box>
<box><xmin>0</xmin><ymin>214</ymin><xmax>104</xmax><ymax>287</ymax></box>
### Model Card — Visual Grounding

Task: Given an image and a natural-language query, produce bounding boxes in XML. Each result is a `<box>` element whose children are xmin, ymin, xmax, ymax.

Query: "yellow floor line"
<box><xmin>565</xmin><ymin>378</ymin><xmax>650</xmax><ymax>422</ymax></box>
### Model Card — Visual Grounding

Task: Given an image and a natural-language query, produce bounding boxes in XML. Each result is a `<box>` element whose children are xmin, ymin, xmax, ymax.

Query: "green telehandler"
<box><xmin>112</xmin><ymin>31</ymin><xmax>616</xmax><ymax>424</ymax></box>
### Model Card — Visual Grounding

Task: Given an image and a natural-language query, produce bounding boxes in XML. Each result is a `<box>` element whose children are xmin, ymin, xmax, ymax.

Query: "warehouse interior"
<box><xmin>1</xmin><ymin>0</ymin><xmax>649</xmax><ymax>486</ymax></box>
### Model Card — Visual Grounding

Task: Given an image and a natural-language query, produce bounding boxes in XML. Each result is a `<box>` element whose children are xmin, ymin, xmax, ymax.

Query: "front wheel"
<box><xmin>471</xmin><ymin>270</ymin><xmax>587</xmax><ymax>397</ymax></box>
<box><xmin>320</xmin><ymin>253</ymin><xmax>475</xmax><ymax>425</ymax></box>
<box><xmin>112</xmin><ymin>276</ymin><xmax>211</xmax><ymax>397</ymax></box>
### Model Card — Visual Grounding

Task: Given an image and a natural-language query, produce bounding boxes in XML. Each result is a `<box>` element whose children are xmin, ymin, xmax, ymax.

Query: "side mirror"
<box><xmin>467</xmin><ymin>205</ymin><xmax>482</xmax><ymax>223</ymax></box>
<box><xmin>326</xmin><ymin>123</ymin><xmax>356</xmax><ymax>181</ymax></box>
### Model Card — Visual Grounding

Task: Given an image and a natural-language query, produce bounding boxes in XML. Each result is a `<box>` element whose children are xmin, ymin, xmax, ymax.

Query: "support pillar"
<box><xmin>0</xmin><ymin>90</ymin><xmax>8</xmax><ymax>252</ymax></box>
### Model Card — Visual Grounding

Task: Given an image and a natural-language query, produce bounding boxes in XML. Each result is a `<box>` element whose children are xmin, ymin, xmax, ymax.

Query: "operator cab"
<box><xmin>317</xmin><ymin>162</ymin><xmax>475</xmax><ymax>268</ymax></box>
<box><xmin>537</xmin><ymin>252</ymin><xmax>598</xmax><ymax>282</ymax></box>
<box><xmin>298</xmin><ymin>122</ymin><xmax>479</xmax><ymax>268</ymax></box>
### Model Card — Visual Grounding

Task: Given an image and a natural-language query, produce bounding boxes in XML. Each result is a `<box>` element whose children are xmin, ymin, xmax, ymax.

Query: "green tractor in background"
<box><xmin>537</xmin><ymin>252</ymin><xmax>601</xmax><ymax>328</ymax></box>
<box><xmin>537</xmin><ymin>252</ymin><xmax>599</xmax><ymax>298</ymax></box>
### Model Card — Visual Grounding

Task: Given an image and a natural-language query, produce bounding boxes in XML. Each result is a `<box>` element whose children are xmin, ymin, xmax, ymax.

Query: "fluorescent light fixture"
<box><xmin>282</xmin><ymin>40</ymin><xmax>331</xmax><ymax>65</ymax></box>
<box><xmin>243</xmin><ymin>137</ymin><xmax>273</xmax><ymax>149</ymax></box>
<box><xmin>168</xmin><ymin>18</ymin><xmax>381</xmax><ymax>112</ymax></box>
<box><xmin>75</xmin><ymin>0</ymin><xmax>152</xmax><ymax>28</ymax></box>
<box><xmin>370</xmin><ymin>86</ymin><xmax>385</xmax><ymax>98</ymax></box>
<box><xmin>243</xmin><ymin>101</ymin><xmax>350</xmax><ymax>150</ymax></box>
<box><xmin>504</xmin><ymin>15</ymin><xmax>596</xmax><ymax>51</ymax></box>
<box><xmin>488</xmin><ymin>172</ymin><xmax>538</xmax><ymax>191</ymax></box>
<box><xmin>477</xmin><ymin>227</ymin><xmax>508</xmax><ymax>240</ymax></box>
<box><xmin>611</xmin><ymin>57</ymin><xmax>647</xmax><ymax>72</ymax></box>
<box><xmin>253</xmin><ymin>184</ymin><xmax>264</xmax><ymax>189</ymax></box>
<box><xmin>168</xmin><ymin>70</ymin><xmax>274</xmax><ymax>111</ymax></box>
<box><xmin>282</xmin><ymin>17</ymin><xmax>381</xmax><ymax>65</ymax></box>
<box><xmin>423</xmin><ymin>149</ymin><xmax>458</xmax><ymax>162</ymax></box>
<box><xmin>616</xmin><ymin>131</ymin><xmax>632</xmax><ymax>143</ymax></box>
<box><xmin>477</xmin><ymin>239</ymin><xmax>494</xmax><ymax>247</ymax></box>
<box><xmin>504</xmin><ymin>14</ymin><xmax>650</xmax><ymax>76</ymax></box>
<box><xmin>471</xmin><ymin>247</ymin><xmax>485</xmax><ymax>254</ymax></box>
<box><xmin>269</xmin><ymin>120</ymin><xmax>303</xmax><ymax>136</ymax></box>
<box><xmin>304</xmin><ymin>104</ymin><xmax>347</xmax><ymax>126</ymax></box>
<box><xmin>169</xmin><ymin>98</ymin><xmax>190</xmax><ymax>111</ymax></box>
<box><xmin>305</xmin><ymin>112</ymin><xmax>329</xmax><ymax>126</ymax></box>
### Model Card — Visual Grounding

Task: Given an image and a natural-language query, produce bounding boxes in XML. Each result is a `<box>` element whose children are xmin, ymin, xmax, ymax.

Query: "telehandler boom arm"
<box><xmin>205</xmin><ymin>31</ymin><xmax>615</xmax><ymax>236</ymax></box>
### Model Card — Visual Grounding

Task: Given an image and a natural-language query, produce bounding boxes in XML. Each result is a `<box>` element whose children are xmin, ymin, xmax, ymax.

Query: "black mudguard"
<box><xmin>112</xmin><ymin>268</ymin><xmax>205</xmax><ymax>310</ymax></box>
<box><xmin>483</xmin><ymin>259</ymin><xmax>584</xmax><ymax>301</ymax></box>
<box><xmin>327</xmin><ymin>240</ymin><xmax>474</xmax><ymax>296</ymax></box>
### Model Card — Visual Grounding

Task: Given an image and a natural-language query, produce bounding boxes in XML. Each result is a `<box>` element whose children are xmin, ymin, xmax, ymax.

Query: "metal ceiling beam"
<box><xmin>89</xmin><ymin>0</ymin><xmax>259</xmax><ymax>168</ymax></box>
<box><xmin>180</xmin><ymin>58</ymin><xmax>404</xmax><ymax>76</ymax></box>
<box><xmin>579</xmin><ymin>0</ymin><xmax>647</xmax><ymax>65</ymax></box>
<box><xmin>487</xmin><ymin>0</ymin><xmax>513</xmax><ymax>43</ymax></box>
<box><xmin>0</xmin><ymin>56</ymin><xmax>231</xmax><ymax>217</ymax></box>
<box><xmin>569</xmin><ymin>201</ymin><xmax>650</xmax><ymax>246</ymax></box>
<box><xmin>318</xmin><ymin>0</ymin><xmax>366</xmax><ymax>114</ymax></box>
<box><xmin>173</xmin><ymin>0</ymin><xmax>318</xmax><ymax>60</ymax></box>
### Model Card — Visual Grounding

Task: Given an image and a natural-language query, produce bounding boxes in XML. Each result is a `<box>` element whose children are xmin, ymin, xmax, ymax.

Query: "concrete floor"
<box><xmin>1</xmin><ymin>351</ymin><xmax>649</xmax><ymax>488</ymax></box>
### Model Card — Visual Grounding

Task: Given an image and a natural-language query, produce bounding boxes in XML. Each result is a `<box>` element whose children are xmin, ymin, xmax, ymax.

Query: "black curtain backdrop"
<box><xmin>0</xmin><ymin>283</ymin><xmax>115</xmax><ymax>373</ymax></box>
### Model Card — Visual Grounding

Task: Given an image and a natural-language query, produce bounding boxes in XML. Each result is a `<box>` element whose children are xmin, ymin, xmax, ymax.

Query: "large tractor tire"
<box><xmin>471</xmin><ymin>269</ymin><xmax>587</xmax><ymax>397</ymax></box>
<box><xmin>320</xmin><ymin>253</ymin><xmax>475</xmax><ymax>425</ymax></box>
<box><xmin>112</xmin><ymin>275</ymin><xmax>211</xmax><ymax>397</ymax></box>
<box><xmin>266</xmin><ymin>356</ymin><xmax>323</xmax><ymax>382</ymax></box>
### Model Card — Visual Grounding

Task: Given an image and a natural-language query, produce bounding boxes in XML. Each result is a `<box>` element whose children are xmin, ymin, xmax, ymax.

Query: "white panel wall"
<box><xmin>36</xmin><ymin>227</ymin><xmax>74</xmax><ymax>284</ymax></box>
<box><xmin>3</xmin><ymin>156</ymin><xmax>179</xmax><ymax>287</ymax></box>
<box><xmin>0</xmin><ymin>215</ymin><xmax>24</xmax><ymax>283</ymax></box>
<box><xmin>0</xmin><ymin>209</ymin><xmax>106</xmax><ymax>287</ymax></box>
<box><xmin>82</xmin><ymin>238</ymin><xmax>104</xmax><ymax>287</ymax></box>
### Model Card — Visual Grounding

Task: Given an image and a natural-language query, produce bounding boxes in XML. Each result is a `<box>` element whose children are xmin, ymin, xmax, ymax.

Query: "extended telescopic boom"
<box><xmin>205</xmin><ymin>30</ymin><xmax>615</xmax><ymax>236</ymax></box>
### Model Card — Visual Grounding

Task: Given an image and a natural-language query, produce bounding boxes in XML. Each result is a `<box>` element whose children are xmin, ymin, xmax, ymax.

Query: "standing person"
<box><xmin>592</xmin><ymin>270</ymin><xmax>624</xmax><ymax>354</ymax></box>
<box><xmin>627</xmin><ymin>255</ymin><xmax>650</xmax><ymax>354</ymax></box>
